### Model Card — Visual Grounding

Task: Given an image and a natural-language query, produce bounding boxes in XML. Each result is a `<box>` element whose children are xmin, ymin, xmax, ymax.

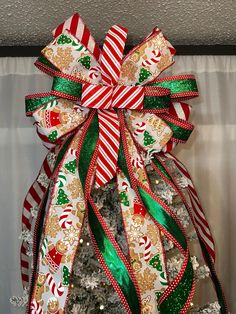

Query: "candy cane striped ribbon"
<box><xmin>95</xmin><ymin>110</ymin><xmax>120</xmax><ymax>187</ymax></box>
<box><xmin>100</xmin><ymin>25</ymin><xmax>128</xmax><ymax>85</ymax></box>
<box><xmin>162</xmin><ymin>101</ymin><xmax>191</xmax><ymax>152</ymax></box>
<box><xmin>163</xmin><ymin>152</ymin><xmax>215</xmax><ymax>260</ymax></box>
<box><xmin>53</xmin><ymin>13</ymin><xmax>101</xmax><ymax>60</ymax></box>
<box><xmin>21</xmin><ymin>150</ymin><xmax>54</xmax><ymax>286</ymax></box>
<box><xmin>94</xmin><ymin>25</ymin><xmax>128</xmax><ymax>187</ymax></box>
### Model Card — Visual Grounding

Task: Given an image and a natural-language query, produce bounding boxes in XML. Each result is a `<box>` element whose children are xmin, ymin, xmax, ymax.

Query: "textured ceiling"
<box><xmin>0</xmin><ymin>0</ymin><xmax>235</xmax><ymax>46</ymax></box>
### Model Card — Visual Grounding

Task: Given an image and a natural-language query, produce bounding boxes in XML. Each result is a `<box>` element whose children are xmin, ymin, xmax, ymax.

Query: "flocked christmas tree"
<box><xmin>63</xmin><ymin>160</ymin><xmax>221</xmax><ymax>314</ymax></box>
<box><xmin>11</xmin><ymin>157</ymin><xmax>222</xmax><ymax>314</ymax></box>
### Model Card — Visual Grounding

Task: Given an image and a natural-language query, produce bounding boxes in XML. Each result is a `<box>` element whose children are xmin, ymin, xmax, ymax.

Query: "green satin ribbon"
<box><xmin>78</xmin><ymin>113</ymin><xmax>99</xmax><ymax>190</ymax></box>
<box><xmin>149</xmin><ymin>78</ymin><xmax>198</xmax><ymax>97</ymax></box>
<box><xmin>53</xmin><ymin>135</ymin><xmax>75</xmax><ymax>171</ymax></box>
<box><xmin>138</xmin><ymin>187</ymin><xmax>186</xmax><ymax>250</ymax></box>
<box><xmin>152</xmin><ymin>158</ymin><xmax>172</xmax><ymax>181</ymax></box>
<box><xmin>52</xmin><ymin>76</ymin><xmax>83</xmax><ymax>99</ymax></box>
<box><xmin>77</xmin><ymin>113</ymin><xmax>140</xmax><ymax>312</ymax></box>
<box><xmin>138</xmin><ymin>187</ymin><xmax>194</xmax><ymax>313</ymax></box>
<box><xmin>88</xmin><ymin>202</ymin><xmax>140</xmax><ymax>313</ymax></box>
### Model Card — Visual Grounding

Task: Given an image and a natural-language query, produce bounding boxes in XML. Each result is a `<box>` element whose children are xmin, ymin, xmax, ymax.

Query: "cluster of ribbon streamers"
<box><xmin>21</xmin><ymin>13</ymin><xmax>228</xmax><ymax>314</ymax></box>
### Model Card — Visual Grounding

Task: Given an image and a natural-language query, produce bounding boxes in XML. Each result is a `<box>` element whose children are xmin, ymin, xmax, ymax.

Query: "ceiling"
<box><xmin>0</xmin><ymin>0</ymin><xmax>235</xmax><ymax>47</ymax></box>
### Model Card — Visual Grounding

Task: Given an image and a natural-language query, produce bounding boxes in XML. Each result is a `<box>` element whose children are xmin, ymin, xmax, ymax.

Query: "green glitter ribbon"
<box><xmin>162</xmin><ymin>119</ymin><xmax>193</xmax><ymax>142</ymax></box>
<box><xmin>26</xmin><ymin>95</ymin><xmax>56</xmax><ymax>114</ymax></box>
<box><xmin>149</xmin><ymin>78</ymin><xmax>198</xmax><ymax>98</ymax></box>
<box><xmin>52</xmin><ymin>76</ymin><xmax>83</xmax><ymax>99</ymax></box>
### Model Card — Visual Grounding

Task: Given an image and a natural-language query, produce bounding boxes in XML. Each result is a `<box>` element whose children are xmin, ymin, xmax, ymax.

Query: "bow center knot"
<box><xmin>81</xmin><ymin>83</ymin><xmax>145</xmax><ymax>110</ymax></box>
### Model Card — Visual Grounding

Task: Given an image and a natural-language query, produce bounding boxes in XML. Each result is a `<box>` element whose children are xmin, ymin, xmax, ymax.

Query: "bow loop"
<box><xmin>32</xmin><ymin>99</ymin><xmax>89</xmax><ymax>146</ymax></box>
<box><xmin>118</xmin><ymin>28</ymin><xmax>176</xmax><ymax>86</ymax></box>
<box><xmin>100</xmin><ymin>25</ymin><xmax>128</xmax><ymax>85</ymax></box>
<box><xmin>43</xmin><ymin>29</ymin><xmax>101</xmax><ymax>84</ymax></box>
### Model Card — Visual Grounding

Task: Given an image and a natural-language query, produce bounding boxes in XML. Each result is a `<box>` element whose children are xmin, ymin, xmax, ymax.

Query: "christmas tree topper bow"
<box><xmin>26</xmin><ymin>14</ymin><xmax>197</xmax><ymax>189</ymax></box>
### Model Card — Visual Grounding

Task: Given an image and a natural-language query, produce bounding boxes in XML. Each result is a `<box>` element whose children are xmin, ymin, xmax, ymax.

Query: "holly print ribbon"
<box><xmin>20</xmin><ymin>13</ymin><xmax>228</xmax><ymax>314</ymax></box>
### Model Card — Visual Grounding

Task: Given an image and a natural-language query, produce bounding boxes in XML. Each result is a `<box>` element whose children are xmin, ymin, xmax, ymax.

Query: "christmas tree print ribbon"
<box><xmin>20</xmin><ymin>12</ymin><xmax>227</xmax><ymax>314</ymax></box>
<box><xmin>117</xmin><ymin>114</ymin><xmax>195</xmax><ymax>313</ymax></box>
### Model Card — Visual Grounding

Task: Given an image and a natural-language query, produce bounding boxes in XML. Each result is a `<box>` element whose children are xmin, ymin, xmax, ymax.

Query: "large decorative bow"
<box><xmin>21</xmin><ymin>13</ymin><xmax>227</xmax><ymax>314</ymax></box>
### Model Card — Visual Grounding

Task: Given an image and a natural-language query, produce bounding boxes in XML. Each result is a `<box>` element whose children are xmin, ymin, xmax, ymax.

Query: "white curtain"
<box><xmin>0</xmin><ymin>56</ymin><xmax>235</xmax><ymax>313</ymax></box>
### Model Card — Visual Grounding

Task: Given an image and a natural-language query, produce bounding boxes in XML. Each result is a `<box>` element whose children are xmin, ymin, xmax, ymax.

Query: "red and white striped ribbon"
<box><xmin>158</xmin><ymin>100</ymin><xmax>215</xmax><ymax>258</ymax></box>
<box><xmin>94</xmin><ymin>25</ymin><xmax>128</xmax><ymax>187</ymax></box>
<box><xmin>81</xmin><ymin>84</ymin><xmax>144</xmax><ymax>110</ymax></box>
<box><xmin>164</xmin><ymin>152</ymin><xmax>215</xmax><ymax>260</ymax></box>
<box><xmin>53</xmin><ymin>13</ymin><xmax>101</xmax><ymax>60</ymax></box>
<box><xmin>21</xmin><ymin>150</ymin><xmax>54</xmax><ymax>286</ymax></box>
<box><xmin>95</xmin><ymin>109</ymin><xmax>120</xmax><ymax>187</ymax></box>
<box><xmin>81</xmin><ymin>84</ymin><xmax>113</xmax><ymax>109</ymax></box>
<box><xmin>162</xmin><ymin>102</ymin><xmax>191</xmax><ymax>152</ymax></box>
<box><xmin>112</xmin><ymin>85</ymin><xmax>144</xmax><ymax>109</ymax></box>
<box><xmin>99</xmin><ymin>25</ymin><xmax>128</xmax><ymax>86</ymax></box>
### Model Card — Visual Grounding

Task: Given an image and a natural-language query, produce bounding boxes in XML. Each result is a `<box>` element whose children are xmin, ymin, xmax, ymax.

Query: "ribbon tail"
<box><xmin>160</xmin><ymin>152</ymin><xmax>215</xmax><ymax>260</ymax></box>
<box><xmin>118</xmin><ymin>110</ymin><xmax>195</xmax><ymax>313</ymax></box>
<box><xmin>87</xmin><ymin>197</ymin><xmax>141</xmax><ymax>314</ymax></box>
<box><xmin>95</xmin><ymin>109</ymin><xmax>120</xmax><ymax>187</ymax></box>
<box><xmin>20</xmin><ymin>147</ymin><xmax>58</xmax><ymax>287</ymax></box>
<box><xmin>154</xmin><ymin>152</ymin><xmax>228</xmax><ymax>313</ymax></box>
<box><xmin>28</xmin><ymin>114</ymin><xmax>95</xmax><ymax>313</ymax></box>
<box><xmin>76</xmin><ymin>112</ymin><xmax>141</xmax><ymax>313</ymax></box>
